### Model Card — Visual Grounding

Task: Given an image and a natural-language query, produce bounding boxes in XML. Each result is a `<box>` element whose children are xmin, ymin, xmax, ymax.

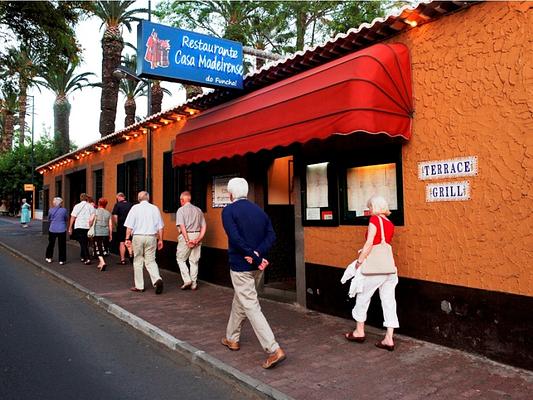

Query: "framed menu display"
<box><xmin>302</xmin><ymin>161</ymin><xmax>338</xmax><ymax>226</ymax></box>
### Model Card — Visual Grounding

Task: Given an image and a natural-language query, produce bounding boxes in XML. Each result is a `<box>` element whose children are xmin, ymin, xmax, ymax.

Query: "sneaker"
<box><xmin>45</xmin><ymin>258</ymin><xmax>52</xmax><ymax>263</ymax></box>
<box><xmin>59</xmin><ymin>262</ymin><xmax>65</xmax><ymax>265</ymax></box>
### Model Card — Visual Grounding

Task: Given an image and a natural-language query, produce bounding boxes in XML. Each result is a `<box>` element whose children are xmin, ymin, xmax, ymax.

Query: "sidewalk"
<box><xmin>1</xmin><ymin>217</ymin><xmax>532</xmax><ymax>400</ymax></box>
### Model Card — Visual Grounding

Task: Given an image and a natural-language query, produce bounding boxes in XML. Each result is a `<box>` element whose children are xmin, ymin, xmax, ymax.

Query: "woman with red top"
<box><xmin>344</xmin><ymin>195</ymin><xmax>399</xmax><ymax>351</ymax></box>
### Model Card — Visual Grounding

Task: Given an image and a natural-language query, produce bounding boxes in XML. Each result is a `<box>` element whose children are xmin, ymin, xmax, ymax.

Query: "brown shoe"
<box><xmin>221</xmin><ymin>338</ymin><xmax>240</xmax><ymax>351</ymax></box>
<box><xmin>262</xmin><ymin>348</ymin><xmax>286</xmax><ymax>369</ymax></box>
<box><xmin>154</xmin><ymin>279</ymin><xmax>164</xmax><ymax>295</ymax></box>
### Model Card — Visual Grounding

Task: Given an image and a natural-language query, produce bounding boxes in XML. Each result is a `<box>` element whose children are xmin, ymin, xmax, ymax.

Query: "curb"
<box><xmin>0</xmin><ymin>240</ymin><xmax>294</xmax><ymax>400</ymax></box>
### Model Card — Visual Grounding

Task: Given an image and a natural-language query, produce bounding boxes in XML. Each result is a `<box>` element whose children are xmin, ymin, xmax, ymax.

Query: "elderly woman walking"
<box><xmin>344</xmin><ymin>195</ymin><xmax>399</xmax><ymax>351</ymax></box>
<box><xmin>88</xmin><ymin>198</ymin><xmax>113</xmax><ymax>271</ymax></box>
<box><xmin>45</xmin><ymin>197</ymin><xmax>68</xmax><ymax>264</ymax></box>
<box><xmin>20</xmin><ymin>198</ymin><xmax>31</xmax><ymax>227</ymax></box>
<box><xmin>68</xmin><ymin>193</ymin><xmax>96</xmax><ymax>264</ymax></box>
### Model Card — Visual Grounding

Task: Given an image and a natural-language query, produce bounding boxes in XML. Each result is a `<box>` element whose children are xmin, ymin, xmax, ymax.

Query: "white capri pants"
<box><xmin>352</xmin><ymin>273</ymin><xmax>399</xmax><ymax>328</ymax></box>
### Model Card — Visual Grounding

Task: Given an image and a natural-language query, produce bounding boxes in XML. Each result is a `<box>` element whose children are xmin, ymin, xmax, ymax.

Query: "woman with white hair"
<box><xmin>46</xmin><ymin>197</ymin><xmax>68</xmax><ymax>264</ymax></box>
<box><xmin>344</xmin><ymin>195</ymin><xmax>399</xmax><ymax>351</ymax></box>
<box><xmin>20</xmin><ymin>198</ymin><xmax>31</xmax><ymax>227</ymax></box>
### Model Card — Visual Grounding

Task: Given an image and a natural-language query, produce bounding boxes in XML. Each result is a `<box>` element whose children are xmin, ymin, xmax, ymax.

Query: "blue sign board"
<box><xmin>137</xmin><ymin>21</ymin><xmax>243</xmax><ymax>89</ymax></box>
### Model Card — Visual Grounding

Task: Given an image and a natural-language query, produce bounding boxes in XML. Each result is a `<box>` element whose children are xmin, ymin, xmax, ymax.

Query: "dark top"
<box><xmin>221</xmin><ymin>199</ymin><xmax>276</xmax><ymax>272</ymax></box>
<box><xmin>112</xmin><ymin>200</ymin><xmax>133</xmax><ymax>227</ymax></box>
<box><xmin>48</xmin><ymin>206</ymin><xmax>68</xmax><ymax>233</ymax></box>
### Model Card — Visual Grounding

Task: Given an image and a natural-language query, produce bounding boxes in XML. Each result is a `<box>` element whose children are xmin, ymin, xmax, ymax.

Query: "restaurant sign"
<box><xmin>426</xmin><ymin>181</ymin><xmax>470</xmax><ymax>202</ymax></box>
<box><xmin>418</xmin><ymin>156</ymin><xmax>477</xmax><ymax>180</ymax></box>
<box><xmin>137</xmin><ymin>20</ymin><xmax>244</xmax><ymax>89</ymax></box>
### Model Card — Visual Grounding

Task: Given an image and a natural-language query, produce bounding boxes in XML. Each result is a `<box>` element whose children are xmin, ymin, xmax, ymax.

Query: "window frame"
<box><xmin>339</xmin><ymin>146</ymin><xmax>404</xmax><ymax>226</ymax></box>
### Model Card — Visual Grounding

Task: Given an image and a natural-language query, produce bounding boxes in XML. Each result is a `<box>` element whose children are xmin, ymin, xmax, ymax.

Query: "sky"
<box><xmin>28</xmin><ymin>0</ymin><xmax>186</xmax><ymax>148</ymax></box>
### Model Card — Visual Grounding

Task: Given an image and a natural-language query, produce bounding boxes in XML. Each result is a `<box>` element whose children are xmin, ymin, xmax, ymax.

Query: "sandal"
<box><xmin>83</xmin><ymin>260</ymin><xmax>92</xmax><ymax>265</ymax></box>
<box><xmin>98</xmin><ymin>264</ymin><xmax>107</xmax><ymax>271</ymax></box>
<box><xmin>375</xmin><ymin>341</ymin><xmax>395</xmax><ymax>351</ymax></box>
<box><xmin>344</xmin><ymin>332</ymin><xmax>366</xmax><ymax>343</ymax></box>
<box><xmin>117</xmin><ymin>259</ymin><xmax>127</xmax><ymax>265</ymax></box>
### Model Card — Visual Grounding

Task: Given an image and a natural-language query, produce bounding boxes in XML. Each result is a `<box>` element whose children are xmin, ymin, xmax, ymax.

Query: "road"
<box><xmin>0</xmin><ymin>248</ymin><xmax>252</xmax><ymax>400</ymax></box>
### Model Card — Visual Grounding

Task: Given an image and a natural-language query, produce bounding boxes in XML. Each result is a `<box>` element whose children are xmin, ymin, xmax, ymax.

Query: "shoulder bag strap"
<box><xmin>377</xmin><ymin>216</ymin><xmax>386</xmax><ymax>244</ymax></box>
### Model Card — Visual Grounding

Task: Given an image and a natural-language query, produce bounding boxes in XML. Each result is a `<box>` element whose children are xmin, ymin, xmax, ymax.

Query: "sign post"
<box><xmin>24</xmin><ymin>183</ymin><xmax>35</xmax><ymax>220</ymax></box>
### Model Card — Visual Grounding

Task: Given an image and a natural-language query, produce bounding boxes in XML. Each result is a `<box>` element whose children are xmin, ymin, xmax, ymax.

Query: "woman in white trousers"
<box><xmin>344</xmin><ymin>195</ymin><xmax>399</xmax><ymax>351</ymax></box>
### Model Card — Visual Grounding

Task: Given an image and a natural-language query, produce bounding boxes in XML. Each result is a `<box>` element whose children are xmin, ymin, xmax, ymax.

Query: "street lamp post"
<box><xmin>26</xmin><ymin>95</ymin><xmax>36</xmax><ymax>218</ymax></box>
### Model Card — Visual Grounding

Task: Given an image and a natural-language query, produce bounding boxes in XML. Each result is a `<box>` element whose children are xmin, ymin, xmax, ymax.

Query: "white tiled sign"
<box><xmin>426</xmin><ymin>181</ymin><xmax>471</xmax><ymax>202</ymax></box>
<box><xmin>419</xmin><ymin>156</ymin><xmax>478</xmax><ymax>180</ymax></box>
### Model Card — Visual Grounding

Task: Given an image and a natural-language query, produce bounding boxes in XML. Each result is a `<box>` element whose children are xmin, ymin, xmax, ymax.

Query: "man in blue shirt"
<box><xmin>221</xmin><ymin>178</ymin><xmax>286</xmax><ymax>369</ymax></box>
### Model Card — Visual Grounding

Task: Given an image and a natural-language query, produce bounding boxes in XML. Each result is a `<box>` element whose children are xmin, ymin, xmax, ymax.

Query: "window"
<box><xmin>93</xmin><ymin>169</ymin><xmax>103</xmax><ymax>201</ymax></box>
<box><xmin>301</xmin><ymin>161</ymin><xmax>339</xmax><ymax>226</ymax></box>
<box><xmin>162</xmin><ymin>151</ymin><xmax>207</xmax><ymax>213</ymax></box>
<box><xmin>340</xmin><ymin>146</ymin><xmax>403</xmax><ymax>225</ymax></box>
<box><xmin>117</xmin><ymin>158</ymin><xmax>146</xmax><ymax>203</ymax></box>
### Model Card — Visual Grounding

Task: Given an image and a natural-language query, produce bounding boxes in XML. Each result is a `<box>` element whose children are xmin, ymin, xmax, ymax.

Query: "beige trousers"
<box><xmin>226</xmin><ymin>269</ymin><xmax>279</xmax><ymax>354</ymax></box>
<box><xmin>176</xmin><ymin>232</ymin><xmax>201</xmax><ymax>284</ymax></box>
<box><xmin>132</xmin><ymin>235</ymin><xmax>162</xmax><ymax>290</ymax></box>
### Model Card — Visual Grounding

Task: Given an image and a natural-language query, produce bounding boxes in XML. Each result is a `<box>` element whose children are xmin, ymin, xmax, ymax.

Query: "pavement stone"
<box><xmin>1</xmin><ymin>216</ymin><xmax>532</xmax><ymax>400</ymax></box>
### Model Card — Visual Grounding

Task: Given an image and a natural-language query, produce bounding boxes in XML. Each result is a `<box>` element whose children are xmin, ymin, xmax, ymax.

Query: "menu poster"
<box><xmin>306</xmin><ymin>162</ymin><xmax>329</xmax><ymax>208</ymax></box>
<box><xmin>347</xmin><ymin>163</ymin><xmax>398</xmax><ymax>216</ymax></box>
<box><xmin>212</xmin><ymin>175</ymin><xmax>237</xmax><ymax>207</ymax></box>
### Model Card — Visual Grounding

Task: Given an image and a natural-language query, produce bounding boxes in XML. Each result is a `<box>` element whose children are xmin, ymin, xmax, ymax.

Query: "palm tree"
<box><xmin>0</xmin><ymin>45</ymin><xmax>43</xmax><ymax>145</ymax></box>
<box><xmin>119</xmin><ymin>54</ymin><xmax>147</xmax><ymax>127</ymax></box>
<box><xmin>39</xmin><ymin>61</ymin><xmax>94</xmax><ymax>155</ymax></box>
<box><xmin>92</xmin><ymin>1</ymin><xmax>147</xmax><ymax>137</ymax></box>
<box><xmin>0</xmin><ymin>83</ymin><xmax>18</xmax><ymax>154</ymax></box>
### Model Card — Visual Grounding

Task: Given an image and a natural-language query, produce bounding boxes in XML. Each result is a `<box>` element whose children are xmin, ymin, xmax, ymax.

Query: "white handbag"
<box><xmin>360</xmin><ymin>216</ymin><xmax>396</xmax><ymax>275</ymax></box>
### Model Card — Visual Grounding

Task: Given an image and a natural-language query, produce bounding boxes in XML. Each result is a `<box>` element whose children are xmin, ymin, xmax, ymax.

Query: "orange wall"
<box><xmin>304</xmin><ymin>2</ymin><xmax>533</xmax><ymax>296</ymax></box>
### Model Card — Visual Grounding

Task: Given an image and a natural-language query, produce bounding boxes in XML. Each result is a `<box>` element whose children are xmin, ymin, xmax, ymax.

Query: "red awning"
<box><xmin>173</xmin><ymin>43</ymin><xmax>413</xmax><ymax>166</ymax></box>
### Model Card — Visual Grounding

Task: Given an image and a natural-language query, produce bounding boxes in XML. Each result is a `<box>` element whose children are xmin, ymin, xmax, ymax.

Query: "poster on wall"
<box><xmin>306</xmin><ymin>162</ymin><xmax>329</xmax><ymax>208</ymax></box>
<box><xmin>212</xmin><ymin>175</ymin><xmax>237</xmax><ymax>207</ymax></box>
<box><xmin>347</xmin><ymin>163</ymin><xmax>398</xmax><ymax>216</ymax></box>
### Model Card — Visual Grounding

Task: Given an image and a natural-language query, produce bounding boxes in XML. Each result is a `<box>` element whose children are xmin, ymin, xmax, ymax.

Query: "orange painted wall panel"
<box><xmin>304</xmin><ymin>2</ymin><xmax>533</xmax><ymax>296</ymax></box>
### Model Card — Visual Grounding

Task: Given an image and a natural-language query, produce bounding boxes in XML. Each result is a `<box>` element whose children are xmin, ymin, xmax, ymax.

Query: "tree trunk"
<box><xmin>53</xmin><ymin>96</ymin><xmax>70</xmax><ymax>156</ymax></box>
<box><xmin>124</xmin><ymin>97</ymin><xmax>136</xmax><ymax>127</ymax></box>
<box><xmin>296</xmin><ymin>9</ymin><xmax>307</xmax><ymax>51</ymax></box>
<box><xmin>18</xmin><ymin>83</ymin><xmax>28</xmax><ymax>146</ymax></box>
<box><xmin>184</xmin><ymin>84</ymin><xmax>203</xmax><ymax>100</ymax></box>
<box><xmin>151</xmin><ymin>81</ymin><xmax>163</xmax><ymax>114</ymax></box>
<box><xmin>1</xmin><ymin>111</ymin><xmax>14</xmax><ymax>154</ymax></box>
<box><xmin>99</xmin><ymin>26</ymin><xmax>124</xmax><ymax>137</ymax></box>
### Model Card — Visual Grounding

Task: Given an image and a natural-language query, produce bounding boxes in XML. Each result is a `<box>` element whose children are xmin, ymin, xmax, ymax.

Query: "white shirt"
<box><xmin>71</xmin><ymin>201</ymin><xmax>96</xmax><ymax>229</ymax></box>
<box><xmin>124</xmin><ymin>200</ymin><xmax>164</xmax><ymax>235</ymax></box>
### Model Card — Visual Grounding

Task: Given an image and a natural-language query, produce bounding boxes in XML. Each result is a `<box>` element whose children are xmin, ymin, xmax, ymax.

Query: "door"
<box><xmin>264</xmin><ymin>156</ymin><xmax>296</xmax><ymax>292</ymax></box>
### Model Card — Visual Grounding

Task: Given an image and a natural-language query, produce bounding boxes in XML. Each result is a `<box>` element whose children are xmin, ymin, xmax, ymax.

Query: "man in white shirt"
<box><xmin>68</xmin><ymin>193</ymin><xmax>96</xmax><ymax>264</ymax></box>
<box><xmin>175</xmin><ymin>191</ymin><xmax>207</xmax><ymax>290</ymax></box>
<box><xmin>124</xmin><ymin>191</ymin><xmax>164</xmax><ymax>294</ymax></box>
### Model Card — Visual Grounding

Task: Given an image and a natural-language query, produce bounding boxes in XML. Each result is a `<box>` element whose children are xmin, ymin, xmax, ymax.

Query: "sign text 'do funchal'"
<box><xmin>137</xmin><ymin>21</ymin><xmax>243</xmax><ymax>90</ymax></box>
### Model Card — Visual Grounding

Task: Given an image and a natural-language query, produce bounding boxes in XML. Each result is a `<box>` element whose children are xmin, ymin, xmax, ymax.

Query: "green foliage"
<box><xmin>0</xmin><ymin>135</ymin><xmax>58</xmax><ymax>199</ymax></box>
<box><xmin>0</xmin><ymin>1</ymin><xmax>88</xmax><ymax>69</ymax></box>
<box><xmin>92</xmin><ymin>1</ymin><xmax>148</xmax><ymax>32</ymax></box>
<box><xmin>155</xmin><ymin>1</ymin><xmax>390</xmax><ymax>55</ymax></box>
